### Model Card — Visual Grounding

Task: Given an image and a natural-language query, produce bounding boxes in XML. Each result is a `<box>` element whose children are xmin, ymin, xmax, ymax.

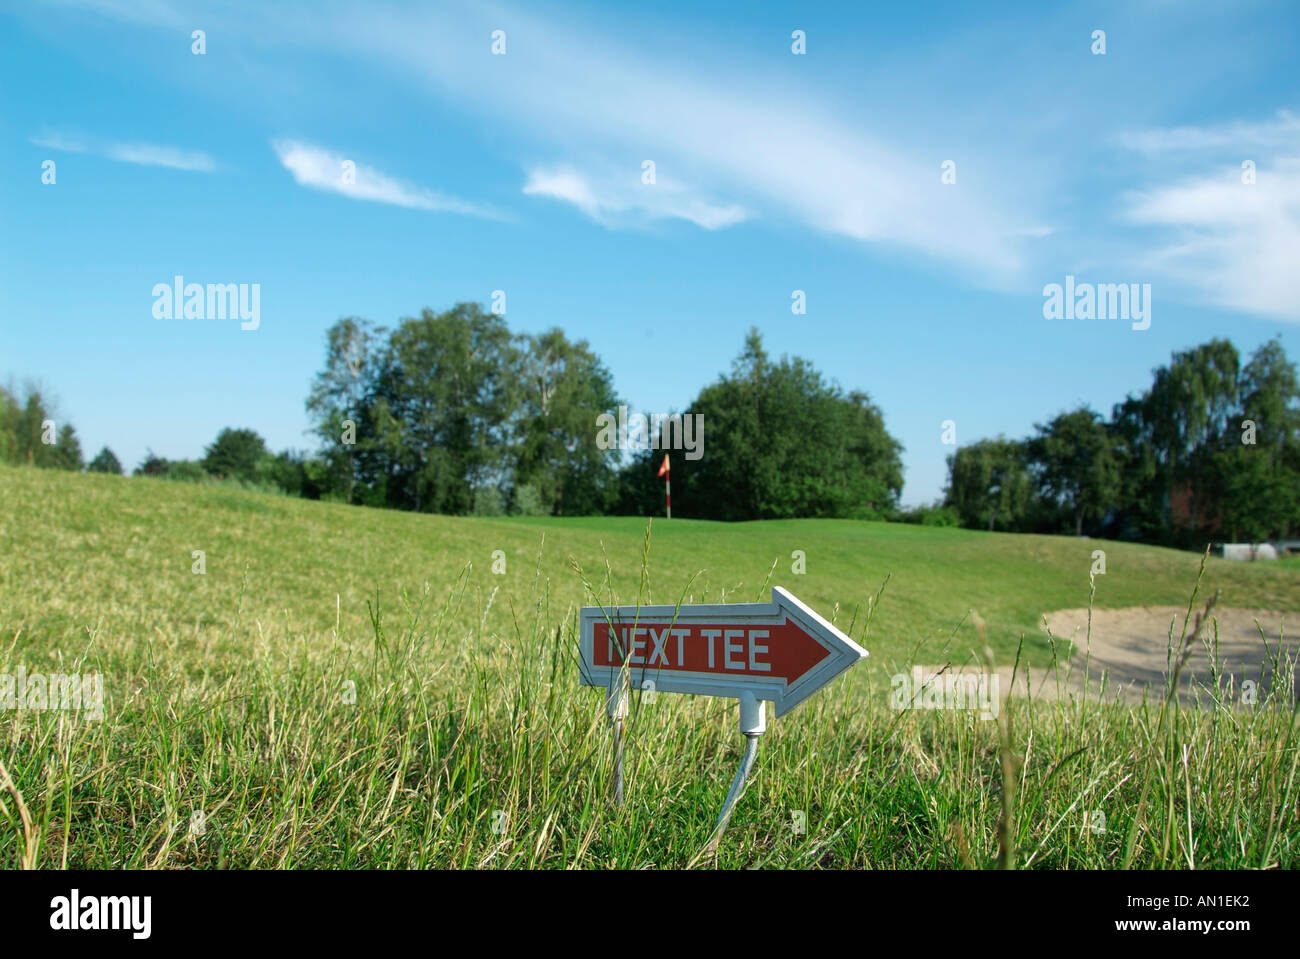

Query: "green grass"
<box><xmin>1</xmin><ymin>464</ymin><xmax>1297</xmax><ymax>868</ymax></box>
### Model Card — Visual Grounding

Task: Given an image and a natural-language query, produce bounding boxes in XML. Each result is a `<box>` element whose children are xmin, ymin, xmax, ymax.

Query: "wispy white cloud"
<box><xmin>30</xmin><ymin>131</ymin><xmax>90</xmax><ymax>154</ymax></box>
<box><xmin>106</xmin><ymin>142</ymin><xmax>216</xmax><ymax>172</ymax></box>
<box><xmin>272</xmin><ymin>139</ymin><xmax>501</xmax><ymax>219</ymax></box>
<box><xmin>37</xmin><ymin>0</ymin><xmax>1300</xmax><ymax>320</ymax></box>
<box><xmin>522</xmin><ymin>165</ymin><xmax>748</xmax><ymax>231</ymax></box>
<box><xmin>321</xmin><ymin>7</ymin><xmax>1034</xmax><ymax>277</ymax></box>
<box><xmin>32</xmin><ymin>129</ymin><xmax>216</xmax><ymax>172</ymax></box>
<box><xmin>1107</xmin><ymin>110</ymin><xmax>1300</xmax><ymax>320</ymax></box>
<box><xmin>1124</xmin><ymin>158</ymin><xmax>1300</xmax><ymax>320</ymax></box>
<box><xmin>29</xmin><ymin>1</ymin><xmax>1046</xmax><ymax>279</ymax></box>
<box><xmin>1117</xmin><ymin>110</ymin><xmax>1300</xmax><ymax>154</ymax></box>
<box><xmin>354</xmin><ymin>11</ymin><xmax>1041</xmax><ymax>280</ymax></box>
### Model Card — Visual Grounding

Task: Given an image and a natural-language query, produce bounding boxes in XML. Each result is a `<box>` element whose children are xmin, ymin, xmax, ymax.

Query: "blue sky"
<box><xmin>2</xmin><ymin>0</ymin><xmax>1297</xmax><ymax>505</ymax></box>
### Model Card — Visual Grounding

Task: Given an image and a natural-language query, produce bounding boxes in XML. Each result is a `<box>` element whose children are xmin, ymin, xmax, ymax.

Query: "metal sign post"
<box><xmin>709</xmin><ymin>690</ymin><xmax>767</xmax><ymax>843</ymax></box>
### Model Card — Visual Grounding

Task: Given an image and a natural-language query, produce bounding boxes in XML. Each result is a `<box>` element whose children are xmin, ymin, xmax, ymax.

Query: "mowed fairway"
<box><xmin>2</xmin><ymin>464</ymin><xmax>1298</xmax><ymax>869</ymax></box>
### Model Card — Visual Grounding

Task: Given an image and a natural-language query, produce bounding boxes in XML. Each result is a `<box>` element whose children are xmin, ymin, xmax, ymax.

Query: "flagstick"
<box><xmin>657</xmin><ymin>454</ymin><xmax>672</xmax><ymax>519</ymax></box>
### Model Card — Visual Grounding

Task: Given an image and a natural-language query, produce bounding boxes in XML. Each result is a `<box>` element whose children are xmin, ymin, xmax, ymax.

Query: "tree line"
<box><xmin>938</xmin><ymin>338</ymin><xmax>1300</xmax><ymax>545</ymax></box>
<box><xmin>304</xmin><ymin>306</ymin><xmax>902</xmax><ymax>519</ymax></box>
<box><xmin>0</xmin><ymin>380</ymin><xmax>319</xmax><ymax>494</ymax></box>
<box><xmin>5</xmin><ymin>304</ymin><xmax>1296</xmax><ymax>548</ymax></box>
<box><xmin>1</xmin><ymin>383</ymin><xmax>88</xmax><ymax>471</ymax></box>
<box><xmin>2</xmin><ymin>305</ymin><xmax>903</xmax><ymax>522</ymax></box>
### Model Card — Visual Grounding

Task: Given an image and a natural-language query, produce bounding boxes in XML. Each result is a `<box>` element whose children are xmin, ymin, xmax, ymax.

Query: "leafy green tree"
<box><xmin>1030</xmin><ymin>407</ymin><xmax>1121</xmax><ymax>536</ymax></box>
<box><xmin>202</xmin><ymin>428</ymin><xmax>269</xmax><ymax>482</ymax></box>
<box><xmin>87</xmin><ymin>447</ymin><xmax>124</xmax><ymax>474</ymax></box>
<box><xmin>0</xmin><ymin>384</ymin><xmax>88</xmax><ymax>470</ymax></box>
<box><xmin>0</xmin><ymin>385</ymin><xmax>19</xmax><ymax>464</ymax></box>
<box><xmin>472</xmin><ymin>485</ymin><xmax>505</xmax><ymax>516</ymax></box>
<box><xmin>1209</xmin><ymin>445</ymin><xmax>1275</xmax><ymax>543</ymax></box>
<box><xmin>1219</xmin><ymin>338</ymin><xmax>1300</xmax><ymax>540</ymax></box>
<box><xmin>317</xmin><ymin>302</ymin><xmax>525</xmax><ymax>511</ymax></box>
<box><xmin>842</xmin><ymin>389</ymin><xmax>904</xmax><ymax>514</ymax></box>
<box><xmin>944</xmin><ymin>438</ymin><xmax>1032</xmax><ymax>531</ymax></box>
<box><xmin>369</xmin><ymin>304</ymin><xmax>519</xmax><ymax>513</ymax></box>
<box><xmin>254</xmin><ymin>449</ymin><xmax>320</xmax><ymax>498</ymax></box>
<box><xmin>134</xmin><ymin>450</ymin><xmax>172</xmax><ymax>476</ymax></box>
<box><xmin>302</xmin><ymin>456</ymin><xmax>341</xmax><ymax>502</ymax></box>
<box><xmin>510</xmin><ymin>482</ymin><xmax>548</xmax><ymax>516</ymax></box>
<box><xmin>1107</xmin><ymin>338</ymin><xmax>1299</xmax><ymax>546</ymax></box>
<box><xmin>49</xmin><ymin>423</ymin><xmax>84</xmax><ymax>470</ymax></box>
<box><xmin>131</xmin><ymin>450</ymin><xmax>203</xmax><ymax>481</ymax></box>
<box><xmin>512</xmin><ymin>328</ymin><xmax>621</xmax><ymax>515</ymax></box>
<box><xmin>306</xmin><ymin>316</ymin><xmax>379</xmax><ymax>503</ymax></box>
<box><xmin>17</xmin><ymin>389</ymin><xmax>50</xmax><ymax>465</ymax></box>
<box><xmin>1107</xmin><ymin>394</ymin><xmax>1163</xmax><ymax>541</ymax></box>
<box><xmin>625</xmin><ymin>329</ymin><xmax>903</xmax><ymax>520</ymax></box>
<box><xmin>1143</xmin><ymin>340</ymin><xmax>1240</xmax><ymax>541</ymax></box>
<box><xmin>309</xmin><ymin>305</ymin><xmax>631</xmax><ymax>515</ymax></box>
<box><xmin>166</xmin><ymin>460</ymin><xmax>206</xmax><ymax>483</ymax></box>
<box><xmin>0</xmin><ymin>384</ymin><xmax>60</xmax><ymax>467</ymax></box>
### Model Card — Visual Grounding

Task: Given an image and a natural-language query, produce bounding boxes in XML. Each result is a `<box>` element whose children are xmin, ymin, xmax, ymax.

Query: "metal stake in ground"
<box><xmin>709</xmin><ymin>690</ymin><xmax>766</xmax><ymax>843</ymax></box>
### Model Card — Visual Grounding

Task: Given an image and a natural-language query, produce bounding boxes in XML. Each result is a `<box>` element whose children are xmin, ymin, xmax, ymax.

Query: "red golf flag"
<box><xmin>657</xmin><ymin>454</ymin><xmax>670</xmax><ymax>477</ymax></box>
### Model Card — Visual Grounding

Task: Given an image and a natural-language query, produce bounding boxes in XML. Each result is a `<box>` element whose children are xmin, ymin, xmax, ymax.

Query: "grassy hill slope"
<box><xmin>3</xmin><ymin>465</ymin><xmax>1294</xmax><ymax>673</ymax></box>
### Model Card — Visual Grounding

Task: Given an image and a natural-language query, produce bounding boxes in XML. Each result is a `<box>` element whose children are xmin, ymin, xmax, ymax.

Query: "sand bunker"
<box><xmin>1033</xmin><ymin>606</ymin><xmax>1297</xmax><ymax>704</ymax></box>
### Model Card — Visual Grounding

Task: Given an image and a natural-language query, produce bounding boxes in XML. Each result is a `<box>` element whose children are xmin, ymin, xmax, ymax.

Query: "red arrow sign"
<box><xmin>591</xmin><ymin>619</ymin><xmax>831</xmax><ymax>682</ymax></box>
<box><xmin>579</xmin><ymin>587</ymin><xmax>867</xmax><ymax>717</ymax></box>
